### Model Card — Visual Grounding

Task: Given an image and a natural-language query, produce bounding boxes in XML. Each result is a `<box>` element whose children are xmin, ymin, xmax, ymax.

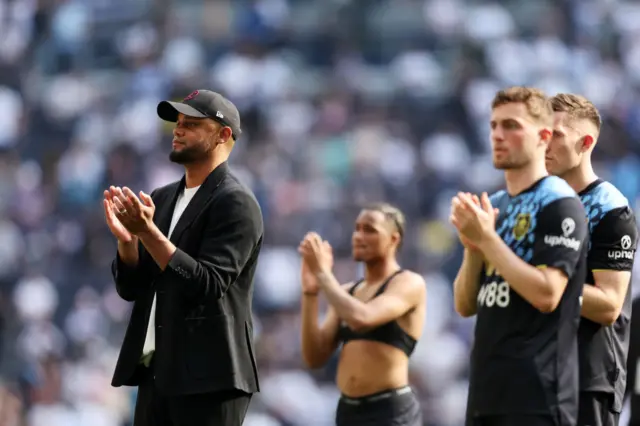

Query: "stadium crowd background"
<box><xmin>1</xmin><ymin>0</ymin><xmax>640</xmax><ymax>425</ymax></box>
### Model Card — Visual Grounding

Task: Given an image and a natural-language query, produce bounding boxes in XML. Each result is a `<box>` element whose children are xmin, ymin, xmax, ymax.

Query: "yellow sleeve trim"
<box><xmin>536</xmin><ymin>264</ymin><xmax>547</xmax><ymax>269</ymax></box>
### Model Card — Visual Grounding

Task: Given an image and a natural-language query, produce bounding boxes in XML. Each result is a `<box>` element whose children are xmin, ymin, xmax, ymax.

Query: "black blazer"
<box><xmin>110</xmin><ymin>162</ymin><xmax>263</xmax><ymax>396</ymax></box>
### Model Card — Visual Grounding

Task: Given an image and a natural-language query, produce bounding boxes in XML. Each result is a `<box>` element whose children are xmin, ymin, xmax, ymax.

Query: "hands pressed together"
<box><xmin>295</xmin><ymin>193</ymin><xmax>499</xmax><ymax>295</ymax></box>
<box><xmin>298</xmin><ymin>232</ymin><xmax>334</xmax><ymax>295</ymax></box>
<box><xmin>449</xmin><ymin>192</ymin><xmax>499</xmax><ymax>252</ymax></box>
<box><xmin>103</xmin><ymin>186</ymin><xmax>156</xmax><ymax>242</ymax></box>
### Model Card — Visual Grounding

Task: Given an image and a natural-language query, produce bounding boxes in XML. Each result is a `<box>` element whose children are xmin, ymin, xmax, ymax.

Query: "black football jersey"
<box><xmin>467</xmin><ymin>176</ymin><xmax>588</xmax><ymax>426</ymax></box>
<box><xmin>578</xmin><ymin>179</ymin><xmax>638</xmax><ymax>413</ymax></box>
<box><xmin>626</xmin><ymin>297</ymin><xmax>640</xmax><ymax>426</ymax></box>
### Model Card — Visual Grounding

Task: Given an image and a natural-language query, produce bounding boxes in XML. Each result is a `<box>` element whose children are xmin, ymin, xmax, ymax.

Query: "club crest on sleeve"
<box><xmin>513</xmin><ymin>213</ymin><xmax>531</xmax><ymax>241</ymax></box>
<box><xmin>184</xmin><ymin>90</ymin><xmax>199</xmax><ymax>101</ymax></box>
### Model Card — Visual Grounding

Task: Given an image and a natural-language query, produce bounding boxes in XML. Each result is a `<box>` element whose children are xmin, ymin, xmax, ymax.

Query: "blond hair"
<box><xmin>550</xmin><ymin>93</ymin><xmax>601</xmax><ymax>132</ymax></box>
<box><xmin>491</xmin><ymin>86</ymin><xmax>553</xmax><ymax>125</ymax></box>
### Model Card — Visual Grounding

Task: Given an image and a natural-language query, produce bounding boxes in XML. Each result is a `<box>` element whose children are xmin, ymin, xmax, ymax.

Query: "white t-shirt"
<box><xmin>141</xmin><ymin>185</ymin><xmax>200</xmax><ymax>360</ymax></box>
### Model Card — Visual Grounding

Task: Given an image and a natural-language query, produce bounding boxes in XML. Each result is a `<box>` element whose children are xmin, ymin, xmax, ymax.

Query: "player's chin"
<box><xmin>494</xmin><ymin>158</ymin><xmax>525</xmax><ymax>170</ymax></box>
<box><xmin>352</xmin><ymin>251</ymin><xmax>366</xmax><ymax>262</ymax></box>
<box><xmin>493</xmin><ymin>160</ymin><xmax>510</xmax><ymax>170</ymax></box>
<box><xmin>546</xmin><ymin>163</ymin><xmax>568</xmax><ymax>177</ymax></box>
<box><xmin>169</xmin><ymin>150</ymin><xmax>194</xmax><ymax>164</ymax></box>
<box><xmin>545</xmin><ymin>159</ymin><xmax>559</xmax><ymax>175</ymax></box>
<box><xmin>545</xmin><ymin>167</ymin><xmax>561</xmax><ymax>177</ymax></box>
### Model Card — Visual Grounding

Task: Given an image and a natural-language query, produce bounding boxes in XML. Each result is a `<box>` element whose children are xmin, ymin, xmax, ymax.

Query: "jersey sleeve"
<box><xmin>530</xmin><ymin>197</ymin><xmax>588</xmax><ymax>278</ymax></box>
<box><xmin>588</xmin><ymin>206</ymin><xmax>638</xmax><ymax>271</ymax></box>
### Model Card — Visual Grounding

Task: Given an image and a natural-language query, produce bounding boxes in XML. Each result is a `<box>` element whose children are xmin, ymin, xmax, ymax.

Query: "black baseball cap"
<box><xmin>157</xmin><ymin>90</ymin><xmax>241</xmax><ymax>140</ymax></box>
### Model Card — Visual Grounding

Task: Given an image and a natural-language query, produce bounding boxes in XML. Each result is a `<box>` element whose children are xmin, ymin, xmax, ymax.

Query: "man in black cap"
<box><xmin>102</xmin><ymin>90</ymin><xmax>263</xmax><ymax>426</ymax></box>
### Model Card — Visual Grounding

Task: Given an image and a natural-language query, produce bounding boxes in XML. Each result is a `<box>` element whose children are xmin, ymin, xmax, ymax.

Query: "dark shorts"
<box><xmin>577</xmin><ymin>392</ymin><xmax>619</xmax><ymax>426</ymax></box>
<box><xmin>468</xmin><ymin>415</ymin><xmax>556</xmax><ymax>426</ymax></box>
<box><xmin>335</xmin><ymin>386</ymin><xmax>422</xmax><ymax>426</ymax></box>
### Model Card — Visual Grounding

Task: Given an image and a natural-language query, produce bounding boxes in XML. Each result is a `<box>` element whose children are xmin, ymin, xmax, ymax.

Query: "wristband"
<box><xmin>303</xmin><ymin>292</ymin><xmax>319</xmax><ymax>296</ymax></box>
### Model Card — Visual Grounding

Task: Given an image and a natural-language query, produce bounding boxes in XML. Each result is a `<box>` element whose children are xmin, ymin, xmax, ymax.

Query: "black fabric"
<box><xmin>133</xmin><ymin>363</ymin><xmax>252</xmax><ymax>426</ymax></box>
<box><xmin>577</xmin><ymin>392</ymin><xmax>619</xmax><ymax>426</ymax></box>
<box><xmin>578</xmin><ymin>180</ymin><xmax>637</xmax><ymax>412</ymax></box>
<box><xmin>336</xmin><ymin>270</ymin><xmax>417</xmax><ymax>356</ymax></box>
<box><xmin>111</xmin><ymin>162</ymin><xmax>263</xmax><ymax>397</ymax></box>
<box><xmin>528</xmin><ymin>197</ymin><xmax>588</xmax><ymax>277</ymax></box>
<box><xmin>468</xmin><ymin>414</ymin><xmax>555</xmax><ymax>426</ymax></box>
<box><xmin>469</xmin><ymin>177</ymin><xmax>588</xmax><ymax>426</ymax></box>
<box><xmin>335</xmin><ymin>388</ymin><xmax>422</xmax><ymax>426</ymax></box>
<box><xmin>585</xmin><ymin>206</ymin><xmax>637</xmax><ymax>272</ymax></box>
<box><xmin>625</xmin><ymin>297</ymin><xmax>640</xmax><ymax>426</ymax></box>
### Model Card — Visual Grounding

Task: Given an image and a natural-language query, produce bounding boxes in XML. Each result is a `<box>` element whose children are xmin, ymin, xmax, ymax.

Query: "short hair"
<box><xmin>363</xmin><ymin>202</ymin><xmax>405</xmax><ymax>248</ymax></box>
<box><xmin>491</xmin><ymin>86</ymin><xmax>553</xmax><ymax>125</ymax></box>
<box><xmin>550</xmin><ymin>93</ymin><xmax>602</xmax><ymax>132</ymax></box>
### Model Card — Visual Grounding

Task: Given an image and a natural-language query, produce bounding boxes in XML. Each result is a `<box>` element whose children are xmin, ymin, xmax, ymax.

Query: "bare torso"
<box><xmin>335</xmin><ymin>279</ymin><xmax>425</xmax><ymax>397</ymax></box>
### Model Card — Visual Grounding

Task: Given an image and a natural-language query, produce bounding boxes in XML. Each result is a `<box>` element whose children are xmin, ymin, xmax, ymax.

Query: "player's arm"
<box><xmin>479</xmin><ymin>197</ymin><xmax>587</xmax><ymax>313</ymax></box>
<box><xmin>315</xmin><ymin>270</ymin><xmax>425</xmax><ymax>332</ymax></box>
<box><xmin>139</xmin><ymin>189</ymin><xmax>263</xmax><ymax>303</ymax></box>
<box><xmin>453</xmin><ymin>249</ymin><xmax>484</xmax><ymax>317</ymax></box>
<box><xmin>300</xmin><ymin>286</ymin><xmax>346</xmax><ymax>369</ymax></box>
<box><xmin>111</xmin><ymin>189</ymin><xmax>159</xmax><ymax>302</ymax></box>
<box><xmin>112</xmin><ymin>240</ymin><xmax>144</xmax><ymax>301</ymax></box>
<box><xmin>582</xmin><ymin>207</ymin><xmax>637</xmax><ymax>325</ymax></box>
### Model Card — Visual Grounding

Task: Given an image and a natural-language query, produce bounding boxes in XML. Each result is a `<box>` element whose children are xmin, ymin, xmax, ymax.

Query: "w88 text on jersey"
<box><xmin>478</xmin><ymin>280</ymin><xmax>511</xmax><ymax>308</ymax></box>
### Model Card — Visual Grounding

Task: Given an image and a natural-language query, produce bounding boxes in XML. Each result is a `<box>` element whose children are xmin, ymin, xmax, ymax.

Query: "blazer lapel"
<box><xmin>168</xmin><ymin>162</ymin><xmax>229</xmax><ymax>244</ymax></box>
<box><xmin>154</xmin><ymin>180</ymin><xmax>183</xmax><ymax>236</ymax></box>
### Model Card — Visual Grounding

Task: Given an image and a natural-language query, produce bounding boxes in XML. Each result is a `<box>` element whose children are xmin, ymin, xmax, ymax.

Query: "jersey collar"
<box><xmin>509</xmin><ymin>176</ymin><xmax>547</xmax><ymax>198</ymax></box>
<box><xmin>578</xmin><ymin>178</ymin><xmax>603</xmax><ymax>196</ymax></box>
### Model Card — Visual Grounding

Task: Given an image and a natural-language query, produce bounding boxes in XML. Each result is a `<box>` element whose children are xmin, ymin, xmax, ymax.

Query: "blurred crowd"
<box><xmin>1</xmin><ymin>0</ymin><xmax>640</xmax><ymax>425</ymax></box>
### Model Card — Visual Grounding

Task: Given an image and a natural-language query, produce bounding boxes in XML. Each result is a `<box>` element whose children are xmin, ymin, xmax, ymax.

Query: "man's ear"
<box><xmin>217</xmin><ymin>126</ymin><xmax>233</xmax><ymax>145</ymax></box>
<box><xmin>581</xmin><ymin>135</ymin><xmax>594</xmax><ymax>152</ymax></box>
<box><xmin>539</xmin><ymin>128</ymin><xmax>552</xmax><ymax>143</ymax></box>
<box><xmin>390</xmin><ymin>230</ymin><xmax>401</xmax><ymax>248</ymax></box>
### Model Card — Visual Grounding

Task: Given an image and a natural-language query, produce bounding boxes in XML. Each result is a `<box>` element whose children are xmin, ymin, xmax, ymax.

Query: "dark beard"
<box><xmin>169</xmin><ymin>144</ymin><xmax>210</xmax><ymax>164</ymax></box>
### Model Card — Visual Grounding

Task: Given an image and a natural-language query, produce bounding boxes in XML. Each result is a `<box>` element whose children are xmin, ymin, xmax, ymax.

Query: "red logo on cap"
<box><xmin>183</xmin><ymin>90</ymin><xmax>199</xmax><ymax>101</ymax></box>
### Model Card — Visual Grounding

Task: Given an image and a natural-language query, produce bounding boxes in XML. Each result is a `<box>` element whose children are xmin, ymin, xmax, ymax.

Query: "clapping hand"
<box><xmin>299</xmin><ymin>255</ymin><xmax>319</xmax><ymax>295</ymax></box>
<box><xmin>450</xmin><ymin>192</ymin><xmax>499</xmax><ymax>249</ymax></box>
<box><xmin>104</xmin><ymin>187</ymin><xmax>134</xmax><ymax>242</ymax></box>
<box><xmin>103</xmin><ymin>186</ymin><xmax>155</xmax><ymax>237</ymax></box>
<box><xmin>298</xmin><ymin>232</ymin><xmax>334</xmax><ymax>275</ymax></box>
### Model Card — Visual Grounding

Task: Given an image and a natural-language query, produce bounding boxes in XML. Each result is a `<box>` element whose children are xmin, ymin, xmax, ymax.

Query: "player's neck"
<box><xmin>184</xmin><ymin>155</ymin><xmax>228</xmax><ymax>188</ymax></box>
<box><xmin>504</xmin><ymin>162</ymin><xmax>548</xmax><ymax>196</ymax></box>
<box><xmin>560</xmin><ymin>162</ymin><xmax>598</xmax><ymax>194</ymax></box>
<box><xmin>363</xmin><ymin>258</ymin><xmax>401</xmax><ymax>284</ymax></box>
